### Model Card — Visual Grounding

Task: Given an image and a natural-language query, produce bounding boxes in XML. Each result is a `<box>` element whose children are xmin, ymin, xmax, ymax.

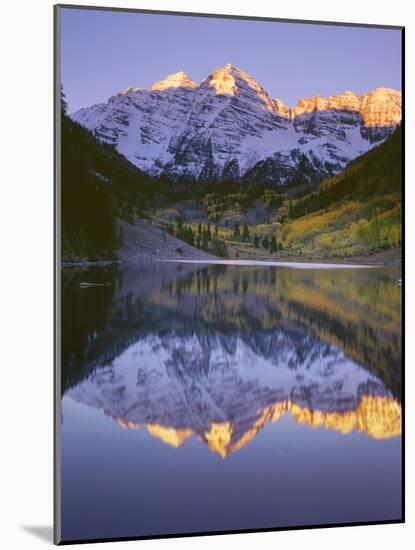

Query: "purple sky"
<box><xmin>60</xmin><ymin>7</ymin><xmax>402</xmax><ymax>113</ymax></box>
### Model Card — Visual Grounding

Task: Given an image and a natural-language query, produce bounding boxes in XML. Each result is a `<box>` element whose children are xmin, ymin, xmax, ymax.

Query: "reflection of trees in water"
<box><xmin>61</xmin><ymin>266</ymin><xmax>116</xmax><ymax>392</ymax></box>
<box><xmin>61</xmin><ymin>263</ymin><xmax>401</xmax><ymax>398</ymax></box>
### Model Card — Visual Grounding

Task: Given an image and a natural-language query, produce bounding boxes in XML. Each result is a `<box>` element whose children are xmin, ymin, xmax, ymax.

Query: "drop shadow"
<box><xmin>21</xmin><ymin>525</ymin><xmax>53</xmax><ymax>544</ymax></box>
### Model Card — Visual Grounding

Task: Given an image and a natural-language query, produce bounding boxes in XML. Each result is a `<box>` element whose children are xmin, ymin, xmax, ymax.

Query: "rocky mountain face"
<box><xmin>71</xmin><ymin>64</ymin><xmax>401</xmax><ymax>185</ymax></box>
<box><xmin>66</xmin><ymin>330</ymin><xmax>401</xmax><ymax>457</ymax></box>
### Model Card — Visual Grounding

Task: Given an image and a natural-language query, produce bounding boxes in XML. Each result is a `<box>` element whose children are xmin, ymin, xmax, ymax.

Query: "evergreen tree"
<box><xmin>184</xmin><ymin>226</ymin><xmax>193</xmax><ymax>245</ymax></box>
<box><xmin>270</xmin><ymin>235</ymin><xmax>277</xmax><ymax>253</ymax></box>
<box><xmin>202</xmin><ymin>233</ymin><xmax>209</xmax><ymax>251</ymax></box>
<box><xmin>61</xmin><ymin>85</ymin><xmax>68</xmax><ymax>116</ymax></box>
<box><xmin>242</xmin><ymin>223</ymin><xmax>250</xmax><ymax>242</ymax></box>
<box><xmin>117</xmin><ymin>226</ymin><xmax>124</xmax><ymax>248</ymax></box>
<box><xmin>210</xmin><ymin>238</ymin><xmax>228</xmax><ymax>258</ymax></box>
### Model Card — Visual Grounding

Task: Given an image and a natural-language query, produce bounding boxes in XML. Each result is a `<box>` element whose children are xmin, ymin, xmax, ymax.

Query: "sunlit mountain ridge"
<box><xmin>66</xmin><ymin>328</ymin><xmax>401</xmax><ymax>457</ymax></box>
<box><xmin>76</xmin><ymin>394</ymin><xmax>401</xmax><ymax>458</ymax></box>
<box><xmin>71</xmin><ymin>64</ymin><xmax>401</xmax><ymax>183</ymax></box>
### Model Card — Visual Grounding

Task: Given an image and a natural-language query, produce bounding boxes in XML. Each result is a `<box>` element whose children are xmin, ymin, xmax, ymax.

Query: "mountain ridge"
<box><xmin>71</xmin><ymin>63</ymin><xmax>401</xmax><ymax>184</ymax></box>
<box><xmin>66</xmin><ymin>332</ymin><xmax>401</xmax><ymax>457</ymax></box>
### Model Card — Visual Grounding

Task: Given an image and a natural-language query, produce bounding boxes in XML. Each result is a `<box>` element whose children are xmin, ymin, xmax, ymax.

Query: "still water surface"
<box><xmin>61</xmin><ymin>262</ymin><xmax>402</xmax><ymax>542</ymax></box>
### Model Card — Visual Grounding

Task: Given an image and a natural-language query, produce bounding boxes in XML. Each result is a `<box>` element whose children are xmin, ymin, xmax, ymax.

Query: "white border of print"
<box><xmin>1</xmin><ymin>1</ymin><xmax>412</xmax><ymax>549</ymax></box>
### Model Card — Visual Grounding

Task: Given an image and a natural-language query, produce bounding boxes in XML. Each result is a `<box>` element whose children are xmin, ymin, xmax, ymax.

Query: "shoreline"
<box><xmin>61</xmin><ymin>256</ymin><xmax>401</xmax><ymax>269</ymax></box>
<box><xmin>227</xmin><ymin>255</ymin><xmax>401</xmax><ymax>267</ymax></box>
<box><xmin>61</xmin><ymin>259</ymin><xmax>121</xmax><ymax>268</ymax></box>
<box><xmin>61</xmin><ymin>256</ymin><xmax>402</xmax><ymax>269</ymax></box>
<box><xmin>161</xmin><ymin>259</ymin><xmax>378</xmax><ymax>270</ymax></box>
<box><xmin>61</xmin><ymin>249</ymin><xmax>401</xmax><ymax>269</ymax></box>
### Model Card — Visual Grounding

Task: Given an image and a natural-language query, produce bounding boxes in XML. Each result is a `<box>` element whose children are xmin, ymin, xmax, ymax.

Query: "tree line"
<box><xmin>165</xmin><ymin>216</ymin><xmax>229</xmax><ymax>257</ymax></box>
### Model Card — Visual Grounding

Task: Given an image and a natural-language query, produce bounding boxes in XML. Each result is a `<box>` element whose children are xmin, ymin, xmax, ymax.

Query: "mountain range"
<box><xmin>66</xmin><ymin>331</ymin><xmax>401</xmax><ymax>457</ymax></box>
<box><xmin>71</xmin><ymin>63</ymin><xmax>401</xmax><ymax>184</ymax></box>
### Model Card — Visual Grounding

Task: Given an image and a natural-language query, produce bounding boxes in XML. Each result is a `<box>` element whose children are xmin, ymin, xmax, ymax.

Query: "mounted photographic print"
<box><xmin>54</xmin><ymin>4</ymin><xmax>404</xmax><ymax>544</ymax></box>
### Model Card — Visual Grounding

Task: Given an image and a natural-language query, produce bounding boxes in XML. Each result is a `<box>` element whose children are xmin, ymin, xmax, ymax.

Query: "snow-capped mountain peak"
<box><xmin>359</xmin><ymin>87</ymin><xmax>402</xmax><ymax>127</ymax></box>
<box><xmin>151</xmin><ymin>70</ymin><xmax>197</xmax><ymax>91</ymax></box>
<box><xmin>292</xmin><ymin>87</ymin><xmax>401</xmax><ymax>127</ymax></box>
<box><xmin>119</xmin><ymin>85</ymin><xmax>146</xmax><ymax>95</ymax></box>
<box><xmin>202</xmin><ymin>64</ymin><xmax>280</xmax><ymax>114</ymax></box>
<box><xmin>205</xmin><ymin>63</ymin><xmax>239</xmax><ymax>96</ymax></box>
<box><xmin>71</xmin><ymin>65</ymin><xmax>401</xmax><ymax>184</ymax></box>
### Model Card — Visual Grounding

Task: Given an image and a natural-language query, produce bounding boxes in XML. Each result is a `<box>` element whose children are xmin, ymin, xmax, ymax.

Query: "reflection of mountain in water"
<box><xmin>67</xmin><ymin>329</ymin><xmax>401</xmax><ymax>457</ymax></box>
<box><xmin>62</xmin><ymin>263</ymin><xmax>402</xmax><ymax>400</ymax></box>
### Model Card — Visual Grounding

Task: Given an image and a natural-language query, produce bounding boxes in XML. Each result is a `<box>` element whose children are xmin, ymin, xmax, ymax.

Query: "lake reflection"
<box><xmin>61</xmin><ymin>262</ymin><xmax>402</xmax><ymax>541</ymax></box>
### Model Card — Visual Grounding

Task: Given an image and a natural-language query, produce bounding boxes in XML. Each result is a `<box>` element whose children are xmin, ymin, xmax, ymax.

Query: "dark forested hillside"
<box><xmin>61</xmin><ymin>113</ymin><xmax>154</xmax><ymax>260</ymax></box>
<box><xmin>289</xmin><ymin>127</ymin><xmax>402</xmax><ymax>219</ymax></box>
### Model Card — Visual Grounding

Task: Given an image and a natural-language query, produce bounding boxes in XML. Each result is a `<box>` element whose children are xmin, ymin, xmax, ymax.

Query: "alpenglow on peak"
<box><xmin>151</xmin><ymin>71</ymin><xmax>197</xmax><ymax>91</ymax></box>
<box><xmin>71</xmin><ymin>64</ymin><xmax>401</xmax><ymax>183</ymax></box>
